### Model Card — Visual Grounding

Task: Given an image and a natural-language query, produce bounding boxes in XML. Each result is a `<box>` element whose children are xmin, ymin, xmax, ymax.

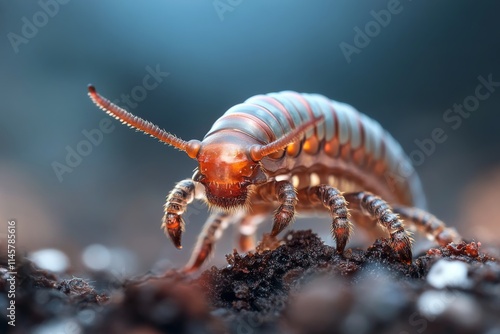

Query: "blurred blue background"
<box><xmin>1</xmin><ymin>0</ymin><xmax>499</xmax><ymax>274</ymax></box>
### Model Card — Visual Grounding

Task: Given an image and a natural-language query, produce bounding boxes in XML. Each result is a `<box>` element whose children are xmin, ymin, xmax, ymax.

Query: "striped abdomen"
<box><xmin>205</xmin><ymin>91</ymin><xmax>425</xmax><ymax>209</ymax></box>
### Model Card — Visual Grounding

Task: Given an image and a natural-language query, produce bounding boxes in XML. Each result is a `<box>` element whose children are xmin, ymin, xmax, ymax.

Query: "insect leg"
<box><xmin>238</xmin><ymin>214</ymin><xmax>266</xmax><ymax>252</ymax></box>
<box><xmin>271</xmin><ymin>181</ymin><xmax>298</xmax><ymax>237</ymax></box>
<box><xmin>309</xmin><ymin>185</ymin><xmax>353</xmax><ymax>254</ymax></box>
<box><xmin>161</xmin><ymin>179</ymin><xmax>199</xmax><ymax>249</ymax></box>
<box><xmin>182</xmin><ymin>211</ymin><xmax>232</xmax><ymax>273</ymax></box>
<box><xmin>392</xmin><ymin>206</ymin><xmax>462</xmax><ymax>246</ymax></box>
<box><xmin>344</xmin><ymin>192</ymin><xmax>413</xmax><ymax>265</ymax></box>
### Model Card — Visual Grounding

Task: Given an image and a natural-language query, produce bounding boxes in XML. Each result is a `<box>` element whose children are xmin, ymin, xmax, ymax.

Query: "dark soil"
<box><xmin>2</xmin><ymin>230</ymin><xmax>499</xmax><ymax>334</ymax></box>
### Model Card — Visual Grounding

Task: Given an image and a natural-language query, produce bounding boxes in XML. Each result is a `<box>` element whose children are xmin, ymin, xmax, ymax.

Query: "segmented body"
<box><xmin>88</xmin><ymin>85</ymin><xmax>461</xmax><ymax>272</ymax></box>
<box><xmin>207</xmin><ymin>91</ymin><xmax>425</xmax><ymax>211</ymax></box>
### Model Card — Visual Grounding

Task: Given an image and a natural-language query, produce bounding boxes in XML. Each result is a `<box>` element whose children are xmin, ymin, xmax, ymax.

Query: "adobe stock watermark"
<box><xmin>407</xmin><ymin>74</ymin><xmax>498</xmax><ymax>169</ymax></box>
<box><xmin>182</xmin><ymin>199</ymin><xmax>206</xmax><ymax>228</ymax></box>
<box><xmin>236</xmin><ymin>314</ymin><xmax>261</xmax><ymax>334</ymax></box>
<box><xmin>6</xmin><ymin>219</ymin><xmax>17</xmax><ymax>327</ymax></box>
<box><xmin>213</xmin><ymin>0</ymin><xmax>244</xmax><ymax>21</ymax></box>
<box><xmin>339</xmin><ymin>0</ymin><xmax>406</xmax><ymax>64</ymax></box>
<box><xmin>52</xmin><ymin>64</ymin><xmax>170</xmax><ymax>182</ymax></box>
<box><xmin>387</xmin><ymin>73</ymin><xmax>499</xmax><ymax>187</ymax></box>
<box><xmin>400</xmin><ymin>290</ymin><xmax>462</xmax><ymax>334</ymax></box>
<box><xmin>401</xmin><ymin>258</ymin><xmax>472</xmax><ymax>334</ymax></box>
<box><xmin>7</xmin><ymin>0</ymin><xmax>71</xmax><ymax>54</ymax></box>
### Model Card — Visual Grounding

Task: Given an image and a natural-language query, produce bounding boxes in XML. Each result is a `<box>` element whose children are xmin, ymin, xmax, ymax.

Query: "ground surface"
<box><xmin>1</xmin><ymin>230</ymin><xmax>499</xmax><ymax>334</ymax></box>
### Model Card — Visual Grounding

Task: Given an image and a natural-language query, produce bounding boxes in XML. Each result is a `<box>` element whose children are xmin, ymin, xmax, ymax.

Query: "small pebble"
<box><xmin>427</xmin><ymin>260</ymin><xmax>472</xmax><ymax>289</ymax></box>
<box><xmin>29</xmin><ymin>249</ymin><xmax>69</xmax><ymax>273</ymax></box>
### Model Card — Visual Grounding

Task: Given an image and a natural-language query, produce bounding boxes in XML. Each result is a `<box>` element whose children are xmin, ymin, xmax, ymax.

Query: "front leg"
<box><xmin>161</xmin><ymin>179</ymin><xmax>198</xmax><ymax>249</ymax></box>
<box><xmin>271</xmin><ymin>180</ymin><xmax>298</xmax><ymax>237</ymax></box>
<box><xmin>183</xmin><ymin>211</ymin><xmax>233</xmax><ymax>273</ymax></box>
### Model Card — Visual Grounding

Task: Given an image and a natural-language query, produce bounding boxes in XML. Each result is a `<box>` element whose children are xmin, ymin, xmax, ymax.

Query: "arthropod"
<box><xmin>88</xmin><ymin>86</ymin><xmax>462</xmax><ymax>272</ymax></box>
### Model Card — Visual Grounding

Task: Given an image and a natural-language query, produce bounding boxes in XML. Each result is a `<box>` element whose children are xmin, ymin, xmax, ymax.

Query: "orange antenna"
<box><xmin>87</xmin><ymin>85</ymin><xmax>201</xmax><ymax>158</ymax></box>
<box><xmin>250</xmin><ymin>114</ymin><xmax>325</xmax><ymax>161</ymax></box>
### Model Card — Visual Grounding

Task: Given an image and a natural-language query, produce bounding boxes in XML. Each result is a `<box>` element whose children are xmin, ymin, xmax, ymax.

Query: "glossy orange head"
<box><xmin>192</xmin><ymin>133</ymin><xmax>267</xmax><ymax>208</ymax></box>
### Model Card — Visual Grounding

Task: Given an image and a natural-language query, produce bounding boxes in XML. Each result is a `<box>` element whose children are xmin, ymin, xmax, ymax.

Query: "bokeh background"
<box><xmin>1</xmin><ymin>0</ymin><xmax>499</xmax><ymax>275</ymax></box>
